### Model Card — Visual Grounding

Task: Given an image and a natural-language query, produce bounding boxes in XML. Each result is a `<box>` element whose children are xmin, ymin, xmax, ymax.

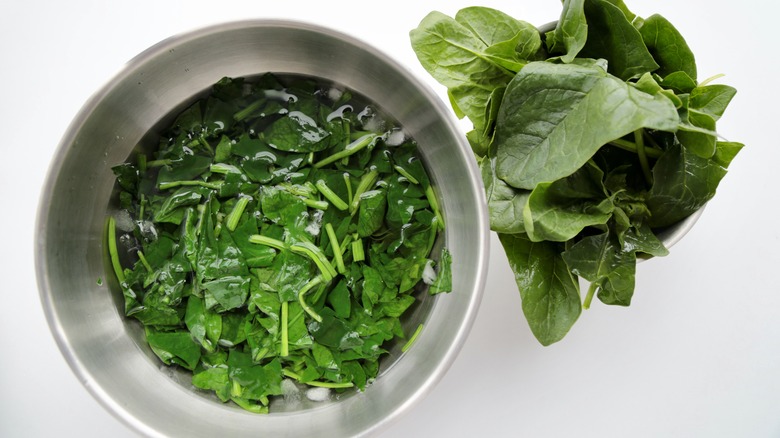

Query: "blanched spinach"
<box><xmin>411</xmin><ymin>1</ymin><xmax>741</xmax><ymax>345</ymax></box>
<box><xmin>108</xmin><ymin>74</ymin><xmax>451</xmax><ymax>412</ymax></box>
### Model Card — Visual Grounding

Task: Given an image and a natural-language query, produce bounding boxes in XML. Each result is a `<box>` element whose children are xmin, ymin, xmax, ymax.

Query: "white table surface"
<box><xmin>2</xmin><ymin>0</ymin><xmax>778</xmax><ymax>436</ymax></box>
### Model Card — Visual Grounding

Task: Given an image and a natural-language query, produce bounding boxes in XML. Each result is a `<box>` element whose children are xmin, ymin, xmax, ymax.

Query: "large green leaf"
<box><xmin>547</xmin><ymin>0</ymin><xmax>588</xmax><ymax>63</ymax></box>
<box><xmin>523</xmin><ymin>162</ymin><xmax>614</xmax><ymax>242</ymax></box>
<box><xmin>638</xmin><ymin>14</ymin><xmax>697</xmax><ymax>81</ymax></box>
<box><xmin>646</xmin><ymin>143</ymin><xmax>728</xmax><ymax>228</ymax></box>
<box><xmin>580</xmin><ymin>0</ymin><xmax>659</xmax><ymax>80</ymax></box>
<box><xmin>562</xmin><ymin>232</ymin><xmax>637</xmax><ymax>306</ymax></box>
<box><xmin>498</xmin><ymin>233</ymin><xmax>581</xmax><ymax>346</ymax></box>
<box><xmin>480</xmin><ymin>156</ymin><xmax>530</xmax><ymax>234</ymax></box>
<box><xmin>410</xmin><ymin>11</ymin><xmax>515</xmax><ymax>131</ymax></box>
<box><xmin>494</xmin><ymin>61</ymin><xmax>679</xmax><ymax>190</ymax></box>
<box><xmin>690</xmin><ymin>84</ymin><xmax>737</xmax><ymax>121</ymax></box>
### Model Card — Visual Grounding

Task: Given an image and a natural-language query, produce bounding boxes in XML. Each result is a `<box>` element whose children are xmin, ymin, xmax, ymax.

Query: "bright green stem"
<box><xmin>425</xmin><ymin>218</ymin><xmax>439</xmax><ymax>257</ymax></box>
<box><xmin>248</xmin><ymin>234</ymin><xmax>286</xmax><ymax>251</ymax></box>
<box><xmin>146</xmin><ymin>159</ymin><xmax>173</xmax><ymax>167</ymax></box>
<box><xmin>584</xmin><ymin>282</ymin><xmax>599</xmax><ymax>310</ymax></box>
<box><xmin>231</xmin><ymin>380</ymin><xmax>243</xmax><ymax>397</ymax></box>
<box><xmin>425</xmin><ymin>185</ymin><xmax>445</xmax><ymax>230</ymax></box>
<box><xmin>281</xmin><ymin>301</ymin><xmax>289</xmax><ymax>357</ymax></box>
<box><xmin>302</xmin><ymin>198</ymin><xmax>329</xmax><ymax>210</ymax></box>
<box><xmin>315</xmin><ymin>180</ymin><xmax>348</xmax><ymax>211</ymax></box>
<box><xmin>325</xmin><ymin>223</ymin><xmax>345</xmax><ymax>274</ymax></box>
<box><xmin>158</xmin><ymin>180</ymin><xmax>223</xmax><ymax>190</ymax></box>
<box><xmin>107</xmin><ymin>216</ymin><xmax>125</xmax><ymax>283</ymax></box>
<box><xmin>198</xmin><ymin>137</ymin><xmax>214</xmax><ymax>155</ymax></box>
<box><xmin>314</xmin><ymin>133</ymin><xmax>378</xmax><ymax>168</ymax></box>
<box><xmin>305</xmin><ymin>380</ymin><xmax>354</xmax><ymax>389</ymax></box>
<box><xmin>210</xmin><ymin>163</ymin><xmax>242</xmax><ymax>174</ymax></box>
<box><xmin>282</xmin><ymin>369</ymin><xmax>354</xmax><ymax>389</ymax></box>
<box><xmin>394</xmin><ymin>165</ymin><xmax>420</xmax><ymax>184</ymax></box>
<box><xmin>699</xmin><ymin>73</ymin><xmax>725</xmax><ymax>87</ymax></box>
<box><xmin>226</xmin><ymin>196</ymin><xmax>251</xmax><ymax>231</ymax></box>
<box><xmin>310</xmin><ymin>281</ymin><xmax>328</xmax><ymax>305</ymax></box>
<box><xmin>634</xmin><ymin>130</ymin><xmax>653</xmax><ymax>185</ymax></box>
<box><xmin>253</xmin><ymin>347</ymin><xmax>269</xmax><ymax>363</ymax></box>
<box><xmin>609</xmin><ymin>138</ymin><xmax>663</xmax><ymax>159</ymax></box>
<box><xmin>349</xmin><ymin>170</ymin><xmax>379</xmax><ymax>214</ymax></box>
<box><xmin>234</xmin><ymin>99</ymin><xmax>265</xmax><ymax>122</ymax></box>
<box><xmin>351</xmin><ymin>238</ymin><xmax>365</xmax><ymax>262</ymax></box>
<box><xmin>231</xmin><ymin>397</ymin><xmax>268</xmax><ymax>414</ymax></box>
<box><xmin>298</xmin><ymin>276</ymin><xmax>324</xmax><ymax>323</ymax></box>
<box><xmin>137</xmin><ymin>250</ymin><xmax>153</xmax><ymax>273</ymax></box>
<box><xmin>343</xmin><ymin>173</ymin><xmax>353</xmax><ymax>206</ymax></box>
<box><xmin>138</xmin><ymin>194</ymin><xmax>146</xmax><ymax>222</ymax></box>
<box><xmin>137</xmin><ymin>153</ymin><xmax>147</xmax><ymax>173</ymax></box>
<box><xmin>402</xmin><ymin>324</ymin><xmax>424</xmax><ymax>353</ymax></box>
<box><xmin>290</xmin><ymin>241</ymin><xmax>337</xmax><ymax>281</ymax></box>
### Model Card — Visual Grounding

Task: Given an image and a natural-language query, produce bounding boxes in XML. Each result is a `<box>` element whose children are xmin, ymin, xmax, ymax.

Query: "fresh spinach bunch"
<box><xmin>108</xmin><ymin>73</ymin><xmax>450</xmax><ymax>412</ymax></box>
<box><xmin>410</xmin><ymin>0</ymin><xmax>741</xmax><ymax>345</ymax></box>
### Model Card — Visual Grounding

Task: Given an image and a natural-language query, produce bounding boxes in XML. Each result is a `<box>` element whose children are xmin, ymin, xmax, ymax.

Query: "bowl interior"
<box><xmin>36</xmin><ymin>20</ymin><xmax>488</xmax><ymax>437</ymax></box>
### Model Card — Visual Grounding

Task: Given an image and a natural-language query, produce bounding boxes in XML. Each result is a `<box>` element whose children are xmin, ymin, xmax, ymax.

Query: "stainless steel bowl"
<box><xmin>35</xmin><ymin>20</ymin><xmax>489</xmax><ymax>437</ymax></box>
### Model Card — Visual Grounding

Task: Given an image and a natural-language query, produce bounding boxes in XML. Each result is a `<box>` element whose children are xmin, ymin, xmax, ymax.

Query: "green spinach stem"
<box><xmin>634</xmin><ymin>130</ymin><xmax>653</xmax><ymax>185</ymax></box>
<box><xmin>401</xmin><ymin>323</ymin><xmax>424</xmax><ymax>353</ymax></box>
<box><xmin>248</xmin><ymin>234</ymin><xmax>286</xmax><ymax>251</ymax></box>
<box><xmin>137</xmin><ymin>250</ymin><xmax>153</xmax><ymax>273</ymax></box>
<box><xmin>210</xmin><ymin>163</ymin><xmax>242</xmax><ymax>175</ymax></box>
<box><xmin>343</xmin><ymin>173</ymin><xmax>353</xmax><ymax>206</ymax></box>
<box><xmin>325</xmin><ymin>223</ymin><xmax>346</xmax><ymax>274</ymax></box>
<box><xmin>584</xmin><ymin>282</ymin><xmax>599</xmax><ymax>309</ymax></box>
<box><xmin>290</xmin><ymin>241</ymin><xmax>338</xmax><ymax>281</ymax></box>
<box><xmin>350</xmin><ymin>170</ymin><xmax>379</xmax><ymax>213</ymax></box>
<box><xmin>315</xmin><ymin>180</ymin><xmax>348</xmax><ymax>211</ymax></box>
<box><xmin>609</xmin><ymin>138</ymin><xmax>663</xmax><ymax>159</ymax></box>
<box><xmin>158</xmin><ymin>180</ymin><xmax>223</xmax><ymax>190</ymax></box>
<box><xmin>198</xmin><ymin>137</ymin><xmax>214</xmax><ymax>156</ymax></box>
<box><xmin>146</xmin><ymin>159</ymin><xmax>173</xmax><ymax>167</ymax></box>
<box><xmin>233</xmin><ymin>99</ymin><xmax>265</xmax><ymax>122</ymax></box>
<box><xmin>393</xmin><ymin>165</ymin><xmax>420</xmax><ymax>184</ymax></box>
<box><xmin>138</xmin><ymin>194</ymin><xmax>146</xmax><ymax>220</ymax></box>
<box><xmin>298</xmin><ymin>276</ymin><xmax>324</xmax><ymax>323</ymax></box>
<box><xmin>226</xmin><ymin>195</ymin><xmax>250</xmax><ymax>231</ymax></box>
<box><xmin>314</xmin><ymin>133</ymin><xmax>378</xmax><ymax>168</ymax></box>
<box><xmin>107</xmin><ymin>216</ymin><xmax>126</xmax><ymax>283</ymax></box>
<box><xmin>351</xmin><ymin>238</ymin><xmax>365</xmax><ymax>262</ymax></box>
<box><xmin>137</xmin><ymin>153</ymin><xmax>147</xmax><ymax>173</ymax></box>
<box><xmin>425</xmin><ymin>185</ymin><xmax>445</xmax><ymax>230</ymax></box>
<box><xmin>698</xmin><ymin>73</ymin><xmax>725</xmax><ymax>87</ymax></box>
<box><xmin>281</xmin><ymin>301</ymin><xmax>289</xmax><ymax>357</ymax></box>
<box><xmin>302</xmin><ymin>198</ymin><xmax>329</xmax><ymax>210</ymax></box>
<box><xmin>282</xmin><ymin>369</ymin><xmax>354</xmax><ymax>388</ymax></box>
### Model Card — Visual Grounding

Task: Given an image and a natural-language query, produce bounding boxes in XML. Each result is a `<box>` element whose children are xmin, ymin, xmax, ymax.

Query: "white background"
<box><xmin>2</xmin><ymin>0</ymin><xmax>779</xmax><ymax>437</ymax></box>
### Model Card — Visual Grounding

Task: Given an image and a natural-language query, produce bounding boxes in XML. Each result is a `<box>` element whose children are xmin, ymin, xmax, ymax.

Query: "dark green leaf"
<box><xmin>638</xmin><ymin>14</ymin><xmax>697</xmax><ymax>81</ymax></box>
<box><xmin>498</xmin><ymin>233</ymin><xmax>581</xmax><ymax>346</ymax></box>
<box><xmin>480</xmin><ymin>156</ymin><xmax>530</xmax><ymax>234</ymax></box>
<box><xmin>227</xmin><ymin>351</ymin><xmax>283</xmax><ymax>401</ymax></box>
<box><xmin>145</xmin><ymin>329</ymin><xmax>202</xmax><ymax>370</ymax></box>
<box><xmin>357</xmin><ymin>189</ymin><xmax>387</xmax><ymax>238</ymax></box>
<box><xmin>524</xmin><ymin>163</ymin><xmax>614</xmax><ymax>242</ymax></box>
<box><xmin>494</xmin><ymin>61</ymin><xmax>679</xmax><ymax>190</ymax></box>
<box><xmin>689</xmin><ymin>84</ymin><xmax>737</xmax><ymax>121</ymax></box>
<box><xmin>410</xmin><ymin>10</ymin><xmax>516</xmax><ymax>131</ymax></box>
<box><xmin>547</xmin><ymin>0</ymin><xmax>588</xmax><ymax>63</ymax></box>
<box><xmin>429</xmin><ymin>248</ymin><xmax>453</xmax><ymax>295</ymax></box>
<box><xmin>562</xmin><ymin>231</ymin><xmax>636</xmax><ymax>306</ymax></box>
<box><xmin>580</xmin><ymin>0</ymin><xmax>659</xmax><ymax>80</ymax></box>
<box><xmin>647</xmin><ymin>143</ymin><xmax>728</xmax><ymax>228</ymax></box>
